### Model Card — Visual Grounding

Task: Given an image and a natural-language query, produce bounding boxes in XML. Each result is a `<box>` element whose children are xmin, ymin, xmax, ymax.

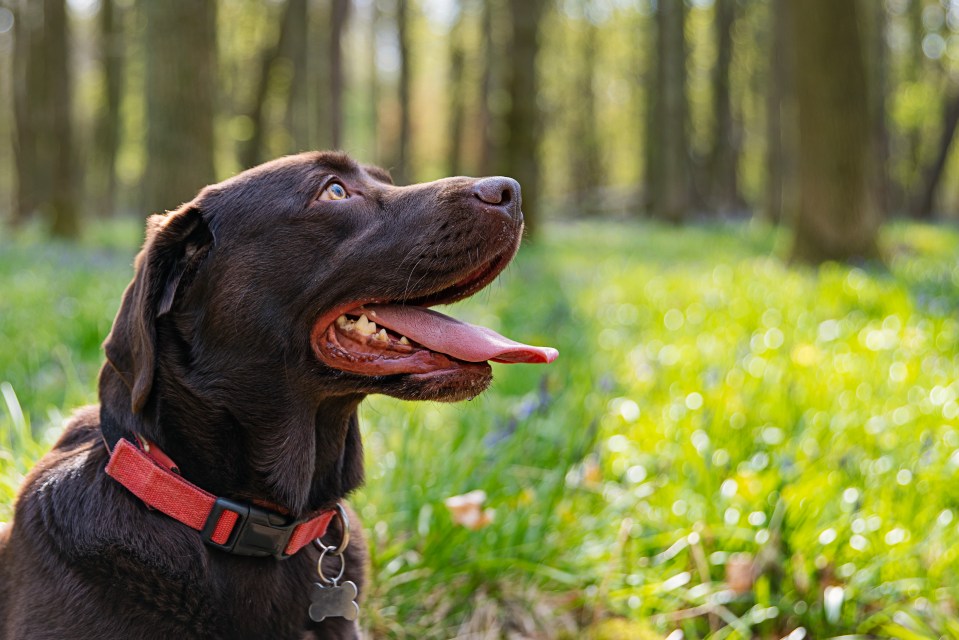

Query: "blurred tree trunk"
<box><xmin>569</xmin><ymin>3</ymin><xmax>601</xmax><ymax>214</ymax></box>
<box><xmin>12</xmin><ymin>0</ymin><xmax>78</xmax><ymax>237</ymax></box>
<box><xmin>904</xmin><ymin>0</ymin><xmax>926</xmax><ymax>201</ymax></box>
<box><xmin>862</xmin><ymin>0</ymin><xmax>891</xmax><ymax>219</ymax></box>
<box><xmin>911</xmin><ymin>91</ymin><xmax>959</xmax><ymax>220</ymax></box>
<box><xmin>478</xmin><ymin>0</ymin><xmax>498</xmax><ymax>176</ymax></box>
<box><xmin>789</xmin><ymin>0</ymin><xmax>879</xmax><ymax>263</ymax></box>
<box><xmin>309</xmin><ymin>1</ymin><xmax>331</xmax><ymax>150</ymax></box>
<box><xmin>95</xmin><ymin>0</ymin><xmax>123</xmax><ymax>217</ymax></box>
<box><xmin>708</xmin><ymin>0</ymin><xmax>742</xmax><ymax>215</ymax></box>
<box><xmin>284</xmin><ymin>0</ymin><xmax>309</xmax><ymax>151</ymax></box>
<box><xmin>446</xmin><ymin>1</ymin><xmax>467</xmax><ymax>176</ymax></box>
<box><xmin>762</xmin><ymin>0</ymin><xmax>796</xmax><ymax>225</ymax></box>
<box><xmin>330</xmin><ymin>0</ymin><xmax>350</xmax><ymax>149</ymax></box>
<box><xmin>504</xmin><ymin>0</ymin><xmax>547</xmax><ymax>236</ymax></box>
<box><xmin>43</xmin><ymin>0</ymin><xmax>77</xmax><ymax>237</ymax></box>
<box><xmin>650</xmin><ymin>0</ymin><xmax>688</xmax><ymax>223</ymax></box>
<box><xmin>367</xmin><ymin>0</ymin><xmax>380</xmax><ymax>161</ymax></box>
<box><xmin>241</xmin><ymin>0</ymin><xmax>300</xmax><ymax>168</ymax></box>
<box><xmin>395</xmin><ymin>0</ymin><xmax>412</xmax><ymax>183</ymax></box>
<box><xmin>143</xmin><ymin>0</ymin><xmax>216</xmax><ymax>213</ymax></box>
<box><xmin>643</xmin><ymin>5</ymin><xmax>661</xmax><ymax>216</ymax></box>
<box><xmin>12</xmin><ymin>0</ymin><xmax>44</xmax><ymax>226</ymax></box>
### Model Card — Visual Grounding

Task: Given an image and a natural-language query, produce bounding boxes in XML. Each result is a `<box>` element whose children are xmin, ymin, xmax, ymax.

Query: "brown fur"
<box><xmin>0</xmin><ymin>152</ymin><xmax>524</xmax><ymax>639</ymax></box>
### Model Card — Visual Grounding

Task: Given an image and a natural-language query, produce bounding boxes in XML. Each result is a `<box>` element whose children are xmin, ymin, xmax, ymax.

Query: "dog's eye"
<box><xmin>319</xmin><ymin>182</ymin><xmax>349</xmax><ymax>201</ymax></box>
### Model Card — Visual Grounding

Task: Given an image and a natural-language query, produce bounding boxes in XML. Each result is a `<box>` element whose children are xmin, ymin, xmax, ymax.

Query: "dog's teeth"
<box><xmin>355</xmin><ymin>314</ymin><xmax>376</xmax><ymax>336</ymax></box>
<box><xmin>399</xmin><ymin>336</ymin><xmax>410</xmax><ymax>345</ymax></box>
<box><xmin>374</xmin><ymin>328</ymin><xmax>389</xmax><ymax>342</ymax></box>
<box><xmin>335</xmin><ymin>315</ymin><xmax>348</xmax><ymax>328</ymax></box>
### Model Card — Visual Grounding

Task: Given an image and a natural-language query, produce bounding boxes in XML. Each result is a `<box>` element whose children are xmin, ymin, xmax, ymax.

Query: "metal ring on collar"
<box><xmin>315</xmin><ymin>544</ymin><xmax>347</xmax><ymax>585</ymax></box>
<box><xmin>313</xmin><ymin>502</ymin><xmax>350</xmax><ymax>557</ymax></box>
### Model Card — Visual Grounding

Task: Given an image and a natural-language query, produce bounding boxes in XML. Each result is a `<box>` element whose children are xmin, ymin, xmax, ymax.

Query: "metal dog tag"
<box><xmin>309</xmin><ymin>580</ymin><xmax>359</xmax><ymax>622</ymax></box>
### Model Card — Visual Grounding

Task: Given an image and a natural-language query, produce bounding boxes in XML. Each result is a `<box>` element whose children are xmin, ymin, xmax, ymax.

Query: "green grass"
<box><xmin>2</xmin><ymin>219</ymin><xmax>959</xmax><ymax>639</ymax></box>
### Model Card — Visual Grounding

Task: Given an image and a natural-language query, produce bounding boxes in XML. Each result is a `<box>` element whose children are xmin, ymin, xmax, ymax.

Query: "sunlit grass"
<box><xmin>2</xmin><ymin>219</ymin><xmax>958</xmax><ymax>638</ymax></box>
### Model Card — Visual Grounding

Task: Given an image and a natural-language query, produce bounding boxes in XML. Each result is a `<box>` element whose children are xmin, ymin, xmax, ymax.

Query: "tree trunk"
<box><xmin>12</xmin><ymin>0</ymin><xmax>78</xmax><ymax>236</ymax></box>
<box><xmin>395</xmin><ymin>0</ymin><xmax>412</xmax><ymax>183</ymax></box>
<box><xmin>12</xmin><ymin>0</ymin><xmax>44</xmax><ymax>226</ymax></box>
<box><xmin>478</xmin><ymin>0</ymin><xmax>498</xmax><ymax>176</ymax></box>
<box><xmin>643</xmin><ymin>4</ymin><xmax>661</xmax><ymax>215</ymax></box>
<box><xmin>911</xmin><ymin>90</ymin><xmax>959</xmax><ymax>220</ymax></box>
<box><xmin>330</xmin><ymin>0</ymin><xmax>350</xmax><ymax>149</ymax></box>
<box><xmin>762</xmin><ymin>0</ymin><xmax>796</xmax><ymax>225</ymax></box>
<box><xmin>789</xmin><ymin>0</ymin><xmax>879</xmax><ymax>263</ymax></box>
<box><xmin>862</xmin><ymin>0</ymin><xmax>891</xmax><ymax>219</ymax></box>
<box><xmin>504</xmin><ymin>0</ymin><xmax>547</xmax><ymax>236</ymax></box>
<box><xmin>143</xmin><ymin>0</ymin><xmax>216</xmax><ymax>213</ymax></box>
<box><xmin>569</xmin><ymin>3</ymin><xmax>601</xmax><ymax>213</ymax></box>
<box><xmin>708</xmin><ymin>0</ymin><xmax>742</xmax><ymax>215</ymax></box>
<box><xmin>284</xmin><ymin>0</ymin><xmax>309</xmax><ymax>152</ymax></box>
<box><xmin>44</xmin><ymin>0</ymin><xmax>77</xmax><ymax>237</ymax></box>
<box><xmin>446</xmin><ymin>1</ymin><xmax>467</xmax><ymax>176</ymax></box>
<box><xmin>309</xmin><ymin>0</ymin><xmax>331</xmax><ymax>150</ymax></box>
<box><xmin>904</xmin><ymin>0</ymin><xmax>926</xmax><ymax>200</ymax></box>
<box><xmin>367</xmin><ymin>0</ymin><xmax>380</xmax><ymax>161</ymax></box>
<box><xmin>95</xmin><ymin>0</ymin><xmax>123</xmax><ymax>217</ymax></box>
<box><xmin>240</xmin><ymin>0</ymin><xmax>299</xmax><ymax>168</ymax></box>
<box><xmin>653</xmin><ymin>0</ymin><xmax>688</xmax><ymax>223</ymax></box>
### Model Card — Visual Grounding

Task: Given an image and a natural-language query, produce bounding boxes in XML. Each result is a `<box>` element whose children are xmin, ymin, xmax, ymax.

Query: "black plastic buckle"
<box><xmin>201</xmin><ymin>497</ymin><xmax>297</xmax><ymax>559</ymax></box>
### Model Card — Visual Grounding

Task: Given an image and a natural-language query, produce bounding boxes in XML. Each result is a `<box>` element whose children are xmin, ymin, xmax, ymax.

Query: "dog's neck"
<box><xmin>99</xmin><ymin>363</ymin><xmax>365</xmax><ymax>518</ymax></box>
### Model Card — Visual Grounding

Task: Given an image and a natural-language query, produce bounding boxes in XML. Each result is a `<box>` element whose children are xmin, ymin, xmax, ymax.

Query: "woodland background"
<box><xmin>3</xmin><ymin>0</ymin><xmax>959</xmax><ymax>254</ymax></box>
<box><xmin>4</xmin><ymin>1</ymin><xmax>959</xmax><ymax>639</ymax></box>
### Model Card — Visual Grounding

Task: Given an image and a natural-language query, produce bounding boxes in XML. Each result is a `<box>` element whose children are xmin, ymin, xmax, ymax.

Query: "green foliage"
<box><xmin>2</xmin><ymin>220</ymin><xmax>959</xmax><ymax>638</ymax></box>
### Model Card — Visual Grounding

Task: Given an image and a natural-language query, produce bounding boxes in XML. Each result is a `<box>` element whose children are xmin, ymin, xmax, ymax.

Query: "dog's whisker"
<box><xmin>401</xmin><ymin>255</ymin><xmax>427</xmax><ymax>303</ymax></box>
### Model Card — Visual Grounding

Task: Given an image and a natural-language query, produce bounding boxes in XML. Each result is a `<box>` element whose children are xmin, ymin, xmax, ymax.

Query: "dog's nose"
<box><xmin>472</xmin><ymin>177</ymin><xmax>522</xmax><ymax>221</ymax></box>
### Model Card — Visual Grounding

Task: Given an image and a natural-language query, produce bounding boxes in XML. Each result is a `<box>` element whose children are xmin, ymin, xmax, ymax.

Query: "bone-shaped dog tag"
<box><xmin>309</xmin><ymin>580</ymin><xmax>359</xmax><ymax>622</ymax></box>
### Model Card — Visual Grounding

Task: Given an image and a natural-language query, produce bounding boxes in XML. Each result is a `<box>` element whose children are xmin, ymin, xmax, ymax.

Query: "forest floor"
<box><xmin>2</xmin><ymin>219</ymin><xmax>958</xmax><ymax>639</ymax></box>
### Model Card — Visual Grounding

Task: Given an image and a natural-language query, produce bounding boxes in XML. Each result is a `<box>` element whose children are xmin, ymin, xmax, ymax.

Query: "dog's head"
<box><xmin>99</xmin><ymin>151</ymin><xmax>555</xmax><ymax>512</ymax></box>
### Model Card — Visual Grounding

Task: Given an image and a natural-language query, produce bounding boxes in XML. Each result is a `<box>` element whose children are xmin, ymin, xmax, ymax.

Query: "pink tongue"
<box><xmin>363</xmin><ymin>304</ymin><xmax>558</xmax><ymax>364</ymax></box>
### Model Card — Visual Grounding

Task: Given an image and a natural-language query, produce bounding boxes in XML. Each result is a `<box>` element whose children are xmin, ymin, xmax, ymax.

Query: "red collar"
<box><xmin>104</xmin><ymin>436</ymin><xmax>335</xmax><ymax>559</ymax></box>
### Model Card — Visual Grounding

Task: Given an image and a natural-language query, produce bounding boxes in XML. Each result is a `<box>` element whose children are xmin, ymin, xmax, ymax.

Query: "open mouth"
<box><xmin>310</xmin><ymin>254</ymin><xmax>558</xmax><ymax>377</ymax></box>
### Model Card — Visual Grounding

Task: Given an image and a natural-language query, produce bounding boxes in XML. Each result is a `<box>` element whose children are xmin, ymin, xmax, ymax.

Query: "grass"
<box><xmin>2</xmin><ymin>218</ymin><xmax>959</xmax><ymax>638</ymax></box>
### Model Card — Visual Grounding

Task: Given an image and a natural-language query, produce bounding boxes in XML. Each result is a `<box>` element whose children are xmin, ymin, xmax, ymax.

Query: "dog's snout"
<box><xmin>472</xmin><ymin>177</ymin><xmax>522</xmax><ymax>221</ymax></box>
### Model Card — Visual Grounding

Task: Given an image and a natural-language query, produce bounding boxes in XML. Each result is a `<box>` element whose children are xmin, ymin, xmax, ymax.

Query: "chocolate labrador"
<box><xmin>0</xmin><ymin>152</ymin><xmax>556</xmax><ymax>639</ymax></box>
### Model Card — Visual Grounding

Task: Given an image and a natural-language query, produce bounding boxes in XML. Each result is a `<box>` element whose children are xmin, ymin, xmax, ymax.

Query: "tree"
<box><xmin>504</xmin><ymin>0</ymin><xmax>548</xmax><ymax>235</ymax></box>
<box><xmin>862</xmin><ymin>0</ymin><xmax>891</xmax><ymax>218</ymax></box>
<box><xmin>284</xmin><ymin>0</ymin><xmax>309</xmax><ymax>151</ymax></box>
<box><xmin>43</xmin><ymin>0</ymin><xmax>76</xmax><ymax>237</ymax></box>
<box><xmin>12</xmin><ymin>0</ymin><xmax>78</xmax><ymax>237</ymax></box>
<box><xmin>366</xmin><ymin>0</ymin><xmax>380</xmax><ymax>161</ymax></box>
<box><xmin>649</xmin><ymin>0</ymin><xmax>689</xmax><ymax>223</ymax></box>
<box><xmin>478</xmin><ymin>0</ymin><xmax>500</xmax><ymax>177</ymax></box>
<box><xmin>789</xmin><ymin>0</ymin><xmax>879</xmax><ymax>263</ymax></box>
<box><xmin>762</xmin><ymin>0</ymin><xmax>797</xmax><ymax>225</ymax></box>
<box><xmin>708</xmin><ymin>0</ymin><xmax>742</xmax><ymax>215</ymax></box>
<box><xmin>12</xmin><ymin>0</ymin><xmax>44</xmax><ymax>227</ymax></box>
<box><xmin>911</xmin><ymin>91</ymin><xmax>959</xmax><ymax>220</ymax></box>
<box><xmin>329</xmin><ymin>0</ymin><xmax>351</xmax><ymax>149</ymax></box>
<box><xmin>568</xmin><ymin>1</ymin><xmax>602</xmax><ymax>213</ymax></box>
<box><xmin>395</xmin><ymin>0</ymin><xmax>412</xmax><ymax>183</ymax></box>
<box><xmin>94</xmin><ymin>0</ymin><xmax>123</xmax><ymax>217</ymax></box>
<box><xmin>142</xmin><ymin>0</ymin><xmax>216</xmax><ymax>214</ymax></box>
<box><xmin>643</xmin><ymin>3</ymin><xmax>662</xmax><ymax>217</ymax></box>
<box><xmin>240</xmin><ymin>0</ymin><xmax>303</xmax><ymax>168</ymax></box>
<box><xmin>446</xmin><ymin>0</ymin><xmax>467</xmax><ymax>176</ymax></box>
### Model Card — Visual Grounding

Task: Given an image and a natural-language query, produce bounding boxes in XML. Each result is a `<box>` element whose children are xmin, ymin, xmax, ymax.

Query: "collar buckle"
<box><xmin>201</xmin><ymin>496</ymin><xmax>297</xmax><ymax>559</ymax></box>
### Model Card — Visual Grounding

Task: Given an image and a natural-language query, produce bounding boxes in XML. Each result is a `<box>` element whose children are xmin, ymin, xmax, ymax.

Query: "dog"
<box><xmin>0</xmin><ymin>152</ymin><xmax>556</xmax><ymax>639</ymax></box>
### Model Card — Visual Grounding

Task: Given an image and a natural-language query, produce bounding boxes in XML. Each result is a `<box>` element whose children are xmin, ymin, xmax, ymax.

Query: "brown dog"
<box><xmin>0</xmin><ymin>152</ymin><xmax>556</xmax><ymax>639</ymax></box>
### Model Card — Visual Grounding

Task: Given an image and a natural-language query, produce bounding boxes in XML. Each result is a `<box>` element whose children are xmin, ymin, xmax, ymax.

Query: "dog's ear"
<box><xmin>103</xmin><ymin>204</ymin><xmax>213</xmax><ymax>413</ymax></box>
